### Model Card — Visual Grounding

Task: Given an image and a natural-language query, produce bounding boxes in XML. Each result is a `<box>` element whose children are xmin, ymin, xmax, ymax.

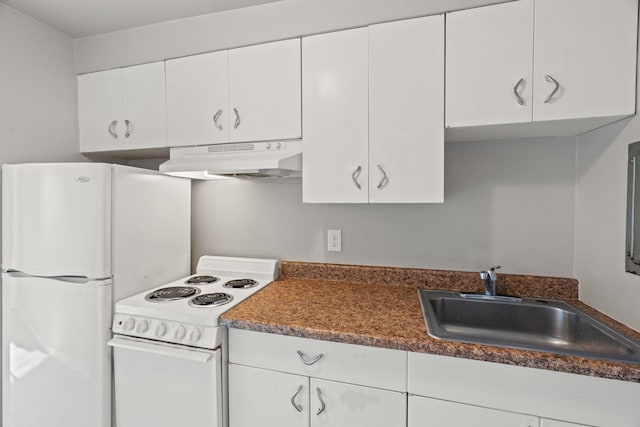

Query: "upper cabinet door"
<box><xmin>302</xmin><ymin>28</ymin><xmax>369</xmax><ymax>203</ymax></box>
<box><xmin>228</xmin><ymin>39</ymin><xmax>302</xmax><ymax>143</ymax></box>
<box><xmin>120</xmin><ymin>62</ymin><xmax>167</xmax><ymax>149</ymax></box>
<box><xmin>533</xmin><ymin>0</ymin><xmax>638</xmax><ymax>122</ymax></box>
<box><xmin>166</xmin><ymin>50</ymin><xmax>229</xmax><ymax>146</ymax></box>
<box><xmin>369</xmin><ymin>15</ymin><xmax>444</xmax><ymax>203</ymax></box>
<box><xmin>446</xmin><ymin>0</ymin><xmax>534</xmax><ymax>128</ymax></box>
<box><xmin>78</xmin><ymin>68</ymin><xmax>122</xmax><ymax>152</ymax></box>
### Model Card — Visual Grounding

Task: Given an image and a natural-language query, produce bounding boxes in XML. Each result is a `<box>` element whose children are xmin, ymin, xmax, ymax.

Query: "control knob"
<box><xmin>122</xmin><ymin>317</ymin><xmax>135</xmax><ymax>332</ymax></box>
<box><xmin>135</xmin><ymin>320</ymin><xmax>149</xmax><ymax>333</ymax></box>
<box><xmin>174</xmin><ymin>325</ymin><xmax>186</xmax><ymax>340</ymax></box>
<box><xmin>155</xmin><ymin>323</ymin><xmax>167</xmax><ymax>337</ymax></box>
<box><xmin>189</xmin><ymin>328</ymin><xmax>202</xmax><ymax>342</ymax></box>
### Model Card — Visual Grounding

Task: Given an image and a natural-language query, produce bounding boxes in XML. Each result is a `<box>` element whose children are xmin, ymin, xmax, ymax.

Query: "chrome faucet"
<box><xmin>480</xmin><ymin>265</ymin><xmax>501</xmax><ymax>296</ymax></box>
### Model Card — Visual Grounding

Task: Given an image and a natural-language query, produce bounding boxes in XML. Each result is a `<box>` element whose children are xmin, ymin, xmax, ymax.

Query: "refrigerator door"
<box><xmin>2</xmin><ymin>163</ymin><xmax>111</xmax><ymax>278</ymax></box>
<box><xmin>2</xmin><ymin>273</ymin><xmax>112</xmax><ymax>427</ymax></box>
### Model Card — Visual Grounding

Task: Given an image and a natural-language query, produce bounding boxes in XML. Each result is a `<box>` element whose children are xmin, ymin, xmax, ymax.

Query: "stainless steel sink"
<box><xmin>418</xmin><ymin>290</ymin><xmax>640</xmax><ymax>364</ymax></box>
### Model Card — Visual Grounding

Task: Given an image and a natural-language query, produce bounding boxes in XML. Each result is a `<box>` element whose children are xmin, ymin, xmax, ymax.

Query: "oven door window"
<box><xmin>109</xmin><ymin>336</ymin><xmax>222</xmax><ymax>427</ymax></box>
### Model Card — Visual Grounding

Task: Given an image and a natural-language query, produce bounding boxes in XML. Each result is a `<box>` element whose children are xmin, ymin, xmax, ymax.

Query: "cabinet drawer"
<box><xmin>229</xmin><ymin>329</ymin><xmax>407</xmax><ymax>392</ymax></box>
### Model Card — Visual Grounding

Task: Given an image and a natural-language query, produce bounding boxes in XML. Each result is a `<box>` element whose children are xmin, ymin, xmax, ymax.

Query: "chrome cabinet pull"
<box><xmin>296</xmin><ymin>350</ymin><xmax>323</xmax><ymax>366</ymax></box>
<box><xmin>544</xmin><ymin>75</ymin><xmax>560</xmax><ymax>103</ymax></box>
<box><xmin>233</xmin><ymin>108</ymin><xmax>241</xmax><ymax>129</ymax></box>
<box><xmin>213</xmin><ymin>109</ymin><xmax>223</xmax><ymax>130</ymax></box>
<box><xmin>513</xmin><ymin>78</ymin><xmax>525</xmax><ymax>106</ymax></box>
<box><xmin>316</xmin><ymin>387</ymin><xmax>326</xmax><ymax>415</ymax></box>
<box><xmin>376</xmin><ymin>164</ymin><xmax>388</xmax><ymax>189</ymax></box>
<box><xmin>351</xmin><ymin>166</ymin><xmax>362</xmax><ymax>190</ymax></box>
<box><xmin>290</xmin><ymin>385</ymin><xmax>303</xmax><ymax>413</ymax></box>
<box><xmin>108</xmin><ymin>120</ymin><xmax>118</xmax><ymax>139</ymax></box>
<box><xmin>124</xmin><ymin>119</ymin><xmax>132</xmax><ymax>138</ymax></box>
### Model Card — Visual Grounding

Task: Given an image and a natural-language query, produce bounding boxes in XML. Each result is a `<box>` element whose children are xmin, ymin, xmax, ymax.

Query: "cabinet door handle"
<box><xmin>233</xmin><ymin>108</ymin><xmax>241</xmax><ymax>129</ymax></box>
<box><xmin>296</xmin><ymin>350</ymin><xmax>323</xmax><ymax>366</ymax></box>
<box><xmin>543</xmin><ymin>75</ymin><xmax>560</xmax><ymax>103</ymax></box>
<box><xmin>315</xmin><ymin>387</ymin><xmax>326</xmax><ymax>415</ymax></box>
<box><xmin>108</xmin><ymin>120</ymin><xmax>118</xmax><ymax>139</ymax></box>
<box><xmin>124</xmin><ymin>119</ymin><xmax>132</xmax><ymax>138</ymax></box>
<box><xmin>376</xmin><ymin>164</ymin><xmax>388</xmax><ymax>189</ymax></box>
<box><xmin>513</xmin><ymin>78</ymin><xmax>525</xmax><ymax>106</ymax></box>
<box><xmin>213</xmin><ymin>109</ymin><xmax>223</xmax><ymax>130</ymax></box>
<box><xmin>351</xmin><ymin>165</ymin><xmax>362</xmax><ymax>190</ymax></box>
<box><xmin>290</xmin><ymin>385</ymin><xmax>303</xmax><ymax>413</ymax></box>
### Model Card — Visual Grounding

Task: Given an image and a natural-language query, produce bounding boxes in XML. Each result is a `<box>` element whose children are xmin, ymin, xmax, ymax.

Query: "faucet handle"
<box><xmin>489</xmin><ymin>265</ymin><xmax>501</xmax><ymax>272</ymax></box>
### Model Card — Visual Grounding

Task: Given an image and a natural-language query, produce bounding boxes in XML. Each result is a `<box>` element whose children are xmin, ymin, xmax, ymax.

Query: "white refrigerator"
<box><xmin>1</xmin><ymin>163</ymin><xmax>191</xmax><ymax>427</ymax></box>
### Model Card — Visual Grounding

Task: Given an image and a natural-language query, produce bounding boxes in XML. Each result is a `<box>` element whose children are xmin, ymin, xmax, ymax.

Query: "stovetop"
<box><xmin>112</xmin><ymin>256</ymin><xmax>278</xmax><ymax>349</ymax></box>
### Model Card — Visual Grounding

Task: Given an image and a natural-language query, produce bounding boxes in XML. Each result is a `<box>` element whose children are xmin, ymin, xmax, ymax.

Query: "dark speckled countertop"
<box><xmin>220</xmin><ymin>261</ymin><xmax>640</xmax><ymax>383</ymax></box>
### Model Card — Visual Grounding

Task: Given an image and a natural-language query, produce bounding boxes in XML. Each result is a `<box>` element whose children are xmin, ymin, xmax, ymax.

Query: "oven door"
<box><xmin>109</xmin><ymin>336</ymin><xmax>222</xmax><ymax>427</ymax></box>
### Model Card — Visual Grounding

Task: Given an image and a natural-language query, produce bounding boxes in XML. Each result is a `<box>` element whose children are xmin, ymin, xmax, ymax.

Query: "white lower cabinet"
<box><xmin>228</xmin><ymin>329</ymin><xmax>407</xmax><ymax>427</ymax></box>
<box><xmin>229</xmin><ymin>364</ymin><xmax>309</xmax><ymax>427</ymax></box>
<box><xmin>409</xmin><ymin>395</ymin><xmax>538</xmax><ymax>427</ymax></box>
<box><xmin>228</xmin><ymin>364</ymin><xmax>405</xmax><ymax>427</ymax></box>
<box><xmin>540</xmin><ymin>420</ymin><xmax>591</xmax><ymax>427</ymax></box>
<box><xmin>227</xmin><ymin>330</ymin><xmax>637</xmax><ymax>427</ymax></box>
<box><xmin>311</xmin><ymin>378</ymin><xmax>406</xmax><ymax>427</ymax></box>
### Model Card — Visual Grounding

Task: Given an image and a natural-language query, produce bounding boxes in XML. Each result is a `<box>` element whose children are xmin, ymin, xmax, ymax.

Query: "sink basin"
<box><xmin>418</xmin><ymin>290</ymin><xmax>640</xmax><ymax>364</ymax></box>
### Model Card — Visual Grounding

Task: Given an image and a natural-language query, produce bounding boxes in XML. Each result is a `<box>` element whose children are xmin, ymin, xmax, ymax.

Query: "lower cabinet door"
<box><xmin>311</xmin><ymin>378</ymin><xmax>407</xmax><ymax>427</ymax></box>
<box><xmin>409</xmin><ymin>395</ymin><xmax>539</xmax><ymax>427</ymax></box>
<box><xmin>541</xmin><ymin>420</ymin><xmax>592</xmax><ymax>427</ymax></box>
<box><xmin>229</xmin><ymin>364</ymin><xmax>310</xmax><ymax>427</ymax></box>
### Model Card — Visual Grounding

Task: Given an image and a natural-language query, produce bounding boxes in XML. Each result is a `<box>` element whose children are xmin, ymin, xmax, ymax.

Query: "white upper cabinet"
<box><xmin>369</xmin><ymin>16</ymin><xmax>444</xmax><ymax>203</ymax></box>
<box><xmin>166</xmin><ymin>50</ymin><xmax>229</xmax><ymax>146</ymax></box>
<box><xmin>446</xmin><ymin>0</ymin><xmax>534</xmax><ymax>127</ymax></box>
<box><xmin>532</xmin><ymin>0</ymin><xmax>637</xmax><ymax>122</ymax></box>
<box><xmin>446</xmin><ymin>0</ymin><xmax>637</xmax><ymax>139</ymax></box>
<box><xmin>302</xmin><ymin>28</ymin><xmax>369</xmax><ymax>203</ymax></box>
<box><xmin>303</xmin><ymin>16</ymin><xmax>444</xmax><ymax>204</ymax></box>
<box><xmin>78</xmin><ymin>62</ymin><xmax>166</xmax><ymax>152</ymax></box>
<box><xmin>166</xmin><ymin>38</ymin><xmax>301</xmax><ymax>147</ymax></box>
<box><xmin>228</xmin><ymin>39</ymin><xmax>301</xmax><ymax>143</ymax></box>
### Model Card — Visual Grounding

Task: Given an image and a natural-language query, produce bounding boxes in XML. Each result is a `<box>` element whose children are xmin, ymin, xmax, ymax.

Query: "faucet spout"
<box><xmin>480</xmin><ymin>265</ymin><xmax>501</xmax><ymax>296</ymax></box>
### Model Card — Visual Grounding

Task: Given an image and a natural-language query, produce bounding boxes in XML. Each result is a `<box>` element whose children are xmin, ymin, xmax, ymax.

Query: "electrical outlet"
<box><xmin>327</xmin><ymin>229</ymin><xmax>342</xmax><ymax>252</ymax></box>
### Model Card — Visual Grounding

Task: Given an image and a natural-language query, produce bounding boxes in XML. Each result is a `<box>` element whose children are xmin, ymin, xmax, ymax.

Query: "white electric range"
<box><xmin>109</xmin><ymin>255</ymin><xmax>279</xmax><ymax>427</ymax></box>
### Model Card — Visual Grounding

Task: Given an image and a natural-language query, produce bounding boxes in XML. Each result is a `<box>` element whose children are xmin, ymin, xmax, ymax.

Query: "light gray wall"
<box><xmin>193</xmin><ymin>137</ymin><xmax>576</xmax><ymax>277</ymax></box>
<box><xmin>574</xmin><ymin>44</ymin><xmax>640</xmax><ymax>330</ymax></box>
<box><xmin>0</xmin><ymin>5</ymin><xmax>85</xmax><ymax>164</ymax></box>
<box><xmin>73</xmin><ymin>0</ymin><xmax>511</xmax><ymax>74</ymax></box>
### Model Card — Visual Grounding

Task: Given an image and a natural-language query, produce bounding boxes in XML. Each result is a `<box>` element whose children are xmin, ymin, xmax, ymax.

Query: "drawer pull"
<box><xmin>316</xmin><ymin>387</ymin><xmax>326</xmax><ymax>415</ymax></box>
<box><xmin>296</xmin><ymin>350</ymin><xmax>323</xmax><ymax>366</ymax></box>
<box><xmin>290</xmin><ymin>385</ymin><xmax>303</xmax><ymax>412</ymax></box>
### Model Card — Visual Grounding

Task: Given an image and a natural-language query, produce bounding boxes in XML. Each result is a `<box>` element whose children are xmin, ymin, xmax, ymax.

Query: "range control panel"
<box><xmin>112</xmin><ymin>314</ymin><xmax>221</xmax><ymax>349</ymax></box>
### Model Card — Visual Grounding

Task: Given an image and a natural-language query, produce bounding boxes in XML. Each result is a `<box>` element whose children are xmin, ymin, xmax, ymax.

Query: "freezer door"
<box><xmin>1</xmin><ymin>273</ymin><xmax>112</xmax><ymax>427</ymax></box>
<box><xmin>2</xmin><ymin>163</ymin><xmax>111</xmax><ymax>278</ymax></box>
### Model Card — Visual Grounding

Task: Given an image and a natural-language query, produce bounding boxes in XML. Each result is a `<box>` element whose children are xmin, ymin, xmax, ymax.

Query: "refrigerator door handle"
<box><xmin>2</xmin><ymin>270</ymin><xmax>110</xmax><ymax>284</ymax></box>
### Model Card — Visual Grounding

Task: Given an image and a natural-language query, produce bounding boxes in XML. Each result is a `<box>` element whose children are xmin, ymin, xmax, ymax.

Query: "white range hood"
<box><xmin>159</xmin><ymin>141</ymin><xmax>302</xmax><ymax>180</ymax></box>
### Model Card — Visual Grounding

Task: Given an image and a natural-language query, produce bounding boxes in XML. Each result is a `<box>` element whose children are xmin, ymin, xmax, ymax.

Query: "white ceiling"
<box><xmin>1</xmin><ymin>0</ymin><xmax>284</xmax><ymax>38</ymax></box>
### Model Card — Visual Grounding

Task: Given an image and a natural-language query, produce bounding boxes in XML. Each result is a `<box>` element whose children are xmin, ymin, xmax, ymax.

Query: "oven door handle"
<box><xmin>109</xmin><ymin>336</ymin><xmax>214</xmax><ymax>363</ymax></box>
